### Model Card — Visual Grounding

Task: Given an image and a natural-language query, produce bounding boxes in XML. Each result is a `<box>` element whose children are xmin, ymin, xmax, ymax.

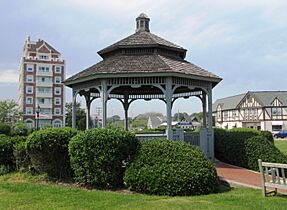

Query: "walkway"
<box><xmin>215</xmin><ymin>160</ymin><xmax>287</xmax><ymax>195</ymax></box>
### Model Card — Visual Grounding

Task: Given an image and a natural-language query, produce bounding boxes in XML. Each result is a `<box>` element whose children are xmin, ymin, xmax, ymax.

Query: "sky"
<box><xmin>0</xmin><ymin>0</ymin><xmax>286</xmax><ymax>118</ymax></box>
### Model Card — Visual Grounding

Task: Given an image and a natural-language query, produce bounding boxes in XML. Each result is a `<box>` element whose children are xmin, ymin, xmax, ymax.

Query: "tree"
<box><xmin>0</xmin><ymin>100</ymin><xmax>22</xmax><ymax>124</ymax></box>
<box><xmin>65</xmin><ymin>102</ymin><xmax>86</xmax><ymax>130</ymax></box>
<box><xmin>173</xmin><ymin>112</ymin><xmax>191</xmax><ymax>121</ymax></box>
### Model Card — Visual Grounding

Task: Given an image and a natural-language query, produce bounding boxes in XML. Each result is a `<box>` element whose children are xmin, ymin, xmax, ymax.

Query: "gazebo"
<box><xmin>64</xmin><ymin>13</ymin><xmax>222</xmax><ymax>159</ymax></box>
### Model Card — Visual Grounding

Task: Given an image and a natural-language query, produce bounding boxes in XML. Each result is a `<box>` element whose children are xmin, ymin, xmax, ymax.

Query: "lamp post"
<box><xmin>36</xmin><ymin>105</ymin><xmax>40</xmax><ymax>130</ymax></box>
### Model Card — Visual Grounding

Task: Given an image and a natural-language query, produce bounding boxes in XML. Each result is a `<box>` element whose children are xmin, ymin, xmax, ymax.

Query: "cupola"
<box><xmin>136</xmin><ymin>13</ymin><xmax>150</xmax><ymax>32</ymax></box>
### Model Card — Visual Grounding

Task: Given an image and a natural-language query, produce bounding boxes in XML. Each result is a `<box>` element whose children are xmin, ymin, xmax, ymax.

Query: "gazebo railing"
<box><xmin>135</xmin><ymin>130</ymin><xmax>200</xmax><ymax>147</ymax></box>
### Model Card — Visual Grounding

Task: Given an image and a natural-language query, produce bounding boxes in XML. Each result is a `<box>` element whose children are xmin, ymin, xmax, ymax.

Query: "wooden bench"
<box><xmin>258</xmin><ymin>159</ymin><xmax>287</xmax><ymax>197</ymax></box>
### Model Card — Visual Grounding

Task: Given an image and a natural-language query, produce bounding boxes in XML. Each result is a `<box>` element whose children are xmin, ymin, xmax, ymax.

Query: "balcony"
<box><xmin>36</xmin><ymin>71</ymin><xmax>52</xmax><ymax>77</ymax></box>
<box><xmin>36</xmin><ymin>92</ymin><xmax>52</xmax><ymax>98</ymax></box>
<box><xmin>37</xmin><ymin>103</ymin><xmax>52</xmax><ymax>109</ymax></box>
<box><xmin>36</xmin><ymin>82</ymin><xmax>53</xmax><ymax>87</ymax></box>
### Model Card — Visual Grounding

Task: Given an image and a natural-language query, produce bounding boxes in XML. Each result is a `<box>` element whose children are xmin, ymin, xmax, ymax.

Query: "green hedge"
<box><xmin>124</xmin><ymin>139</ymin><xmax>219</xmax><ymax>196</ymax></box>
<box><xmin>0</xmin><ymin>123</ymin><xmax>10</xmax><ymax>135</ymax></box>
<box><xmin>245</xmin><ymin>136</ymin><xmax>287</xmax><ymax>170</ymax></box>
<box><xmin>26</xmin><ymin>127</ymin><xmax>78</xmax><ymax>179</ymax></box>
<box><xmin>0</xmin><ymin>134</ymin><xmax>14</xmax><ymax>172</ymax></box>
<box><xmin>13</xmin><ymin>136</ymin><xmax>29</xmax><ymax>171</ymax></box>
<box><xmin>10</xmin><ymin>123</ymin><xmax>28</xmax><ymax>136</ymax></box>
<box><xmin>69</xmin><ymin>128</ymin><xmax>139</xmax><ymax>189</ymax></box>
<box><xmin>214</xmin><ymin>128</ymin><xmax>286</xmax><ymax>171</ymax></box>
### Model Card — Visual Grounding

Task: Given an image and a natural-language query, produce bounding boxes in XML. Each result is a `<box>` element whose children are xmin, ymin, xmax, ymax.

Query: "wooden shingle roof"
<box><xmin>65</xmin><ymin>54</ymin><xmax>221</xmax><ymax>85</ymax></box>
<box><xmin>98</xmin><ymin>31</ymin><xmax>186</xmax><ymax>58</ymax></box>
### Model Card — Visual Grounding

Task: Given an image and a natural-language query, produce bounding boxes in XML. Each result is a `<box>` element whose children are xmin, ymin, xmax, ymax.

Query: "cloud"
<box><xmin>0</xmin><ymin>69</ymin><xmax>18</xmax><ymax>83</ymax></box>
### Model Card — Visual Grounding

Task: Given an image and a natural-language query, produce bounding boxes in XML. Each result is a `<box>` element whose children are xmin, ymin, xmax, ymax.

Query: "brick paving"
<box><xmin>215</xmin><ymin>160</ymin><xmax>287</xmax><ymax>195</ymax></box>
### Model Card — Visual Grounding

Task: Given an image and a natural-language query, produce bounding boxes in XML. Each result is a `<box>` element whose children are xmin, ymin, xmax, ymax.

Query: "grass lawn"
<box><xmin>275</xmin><ymin>140</ymin><xmax>287</xmax><ymax>155</ymax></box>
<box><xmin>0</xmin><ymin>173</ymin><xmax>287</xmax><ymax>210</ymax></box>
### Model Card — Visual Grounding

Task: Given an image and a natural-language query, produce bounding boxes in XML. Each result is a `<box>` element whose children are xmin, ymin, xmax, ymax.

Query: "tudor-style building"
<box><xmin>18</xmin><ymin>37</ymin><xmax>65</xmax><ymax>129</ymax></box>
<box><xmin>213</xmin><ymin>91</ymin><xmax>287</xmax><ymax>132</ymax></box>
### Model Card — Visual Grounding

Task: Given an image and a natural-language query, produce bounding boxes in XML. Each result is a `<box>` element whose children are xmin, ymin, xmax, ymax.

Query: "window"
<box><xmin>26</xmin><ymin>75</ymin><xmax>33</xmax><ymax>83</ymax></box>
<box><xmin>272</xmin><ymin>125</ymin><xmax>282</xmax><ymax>131</ymax></box>
<box><xmin>27</xmin><ymin>64</ymin><xmax>33</xmax><ymax>72</ymax></box>
<box><xmin>26</xmin><ymin>107</ymin><xmax>33</xmax><ymax>115</ymax></box>
<box><xmin>54</xmin><ymin>108</ymin><xmax>61</xmax><ymax>115</ymax></box>
<box><xmin>54</xmin><ymin>76</ymin><xmax>61</xmax><ymax>84</ymax></box>
<box><xmin>26</xmin><ymin>86</ymin><xmax>33</xmax><ymax>94</ymax></box>
<box><xmin>55</xmin><ymin>66</ymin><xmax>61</xmax><ymax>73</ymax></box>
<box><xmin>232</xmin><ymin>110</ymin><xmax>237</xmax><ymax>118</ymax></box>
<box><xmin>38</xmin><ymin>66</ymin><xmax>50</xmax><ymax>72</ymax></box>
<box><xmin>39</xmin><ymin>55</ymin><xmax>49</xmax><ymax>60</ymax></box>
<box><xmin>272</xmin><ymin>108</ymin><xmax>282</xmax><ymax>116</ymax></box>
<box><xmin>26</xmin><ymin>97</ymin><xmax>33</xmax><ymax>105</ymax></box>
<box><xmin>54</xmin><ymin>97</ymin><xmax>61</xmax><ymax>105</ymax></box>
<box><xmin>55</xmin><ymin>87</ymin><xmax>61</xmax><ymax>95</ymax></box>
<box><xmin>53</xmin><ymin>120</ymin><xmax>62</xmax><ymax>128</ymax></box>
<box><xmin>25</xmin><ymin>120</ymin><xmax>34</xmax><ymax>129</ymax></box>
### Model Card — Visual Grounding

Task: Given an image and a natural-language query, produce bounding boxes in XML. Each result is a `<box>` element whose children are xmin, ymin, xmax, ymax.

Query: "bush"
<box><xmin>26</xmin><ymin>127</ymin><xmax>78</xmax><ymax>179</ymax></box>
<box><xmin>259</xmin><ymin>130</ymin><xmax>274</xmax><ymax>143</ymax></box>
<box><xmin>245</xmin><ymin>136</ymin><xmax>287</xmax><ymax>170</ymax></box>
<box><xmin>11</xmin><ymin>123</ymin><xmax>28</xmax><ymax>136</ymax></box>
<box><xmin>0</xmin><ymin>134</ymin><xmax>15</xmax><ymax>171</ymax></box>
<box><xmin>124</xmin><ymin>139</ymin><xmax>219</xmax><ymax>196</ymax></box>
<box><xmin>12</xmin><ymin>136</ymin><xmax>30</xmax><ymax>171</ymax></box>
<box><xmin>0</xmin><ymin>123</ymin><xmax>11</xmax><ymax>135</ymax></box>
<box><xmin>214</xmin><ymin>128</ymin><xmax>287</xmax><ymax>171</ymax></box>
<box><xmin>69</xmin><ymin>128</ymin><xmax>139</xmax><ymax>188</ymax></box>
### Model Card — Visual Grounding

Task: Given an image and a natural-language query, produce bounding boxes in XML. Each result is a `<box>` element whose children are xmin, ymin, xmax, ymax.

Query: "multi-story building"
<box><xmin>213</xmin><ymin>91</ymin><xmax>287</xmax><ymax>132</ymax></box>
<box><xmin>18</xmin><ymin>37</ymin><xmax>65</xmax><ymax>129</ymax></box>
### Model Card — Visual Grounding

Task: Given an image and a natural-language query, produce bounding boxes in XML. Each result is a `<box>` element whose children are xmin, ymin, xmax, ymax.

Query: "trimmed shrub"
<box><xmin>0</xmin><ymin>134</ymin><xmax>15</xmax><ymax>171</ymax></box>
<box><xmin>214</xmin><ymin>128</ymin><xmax>287</xmax><ymax>171</ymax></box>
<box><xmin>26</xmin><ymin>127</ymin><xmax>78</xmax><ymax>179</ymax></box>
<box><xmin>124</xmin><ymin>139</ymin><xmax>219</xmax><ymax>196</ymax></box>
<box><xmin>259</xmin><ymin>130</ymin><xmax>274</xmax><ymax>143</ymax></box>
<box><xmin>0</xmin><ymin>123</ymin><xmax>10</xmax><ymax>135</ymax></box>
<box><xmin>69</xmin><ymin>128</ymin><xmax>139</xmax><ymax>188</ymax></box>
<box><xmin>11</xmin><ymin>123</ymin><xmax>28</xmax><ymax>136</ymax></box>
<box><xmin>245</xmin><ymin>136</ymin><xmax>287</xmax><ymax>170</ymax></box>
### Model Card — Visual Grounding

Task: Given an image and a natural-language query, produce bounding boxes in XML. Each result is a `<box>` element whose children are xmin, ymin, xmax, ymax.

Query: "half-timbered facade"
<box><xmin>213</xmin><ymin>91</ymin><xmax>287</xmax><ymax>132</ymax></box>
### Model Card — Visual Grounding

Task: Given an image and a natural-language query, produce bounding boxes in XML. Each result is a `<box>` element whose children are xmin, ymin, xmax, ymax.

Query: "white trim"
<box><xmin>272</xmin><ymin>121</ymin><xmax>283</xmax><ymax>125</ymax></box>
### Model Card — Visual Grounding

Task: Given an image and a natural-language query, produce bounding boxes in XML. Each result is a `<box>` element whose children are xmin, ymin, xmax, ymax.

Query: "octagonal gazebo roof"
<box><xmin>64</xmin><ymin>14</ymin><xmax>221</xmax><ymax>87</ymax></box>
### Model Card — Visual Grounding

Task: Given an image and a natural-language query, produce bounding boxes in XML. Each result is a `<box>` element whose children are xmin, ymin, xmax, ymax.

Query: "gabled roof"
<box><xmin>28</xmin><ymin>39</ymin><xmax>60</xmax><ymax>54</ymax></box>
<box><xmin>98</xmin><ymin>31</ymin><xmax>186</xmax><ymax>57</ymax></box>
<box><xmin>65</xmin><ymin>54</ymin><xmax>221</xmax><ymax>85</ymax></box>
<box><xmin>213</xmin><ymin>91</ymin><xmax>287</xmax><ymax>111</ymax></box>
<box><xmin>213</xmin><ymin>93</ymin><xmax>245</xmax><ymax>111</ymax></box>
<box><xmin>147</xmin><ymin>115</ymin><xmax>163</xmax><ymax>129</ymax></box>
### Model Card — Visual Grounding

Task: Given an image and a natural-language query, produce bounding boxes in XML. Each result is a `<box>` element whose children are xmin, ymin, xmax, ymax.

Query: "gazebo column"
<box><xmin>165</xmin><ymin>77</ymin><xmax>173</xmax><ymax>140</ymax></box>
<box><xmin>202</xmin><ymin>92</ymin><xmax>207</xmax><ymax>128</ymax></box>
<box><xmin>84</xmin><ymin>93</ymin><xmax>91</xmax><ymax>130</ymax></box>
<box><xmin>207</xmin><ymin>85</ymin><xmax>214</xmax><ymax>160</ymax></box>
<box><xmin>72</xmin><ymin>90</ymin><xmax>77</xmax><ymax>129</ymax></box>
<box><xmin>123</xmin><ymin>94</ymin><xmax>129</xmax><ymax>131</ymax></box>
<box><xmin>101</xmin><ymin>79</ymin><xmax>108</xmax><ymax>128</ymax></box>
